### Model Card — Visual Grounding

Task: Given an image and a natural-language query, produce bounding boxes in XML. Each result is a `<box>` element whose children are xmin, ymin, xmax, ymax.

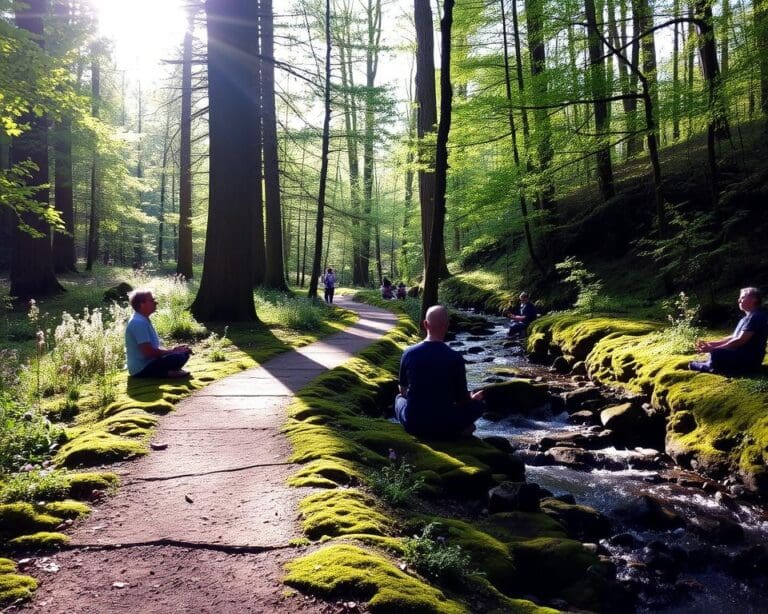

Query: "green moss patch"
<box><xmin>0</xmin><ymin>559</ymin><xmax>38</xmax><ymax>604</ymax></box>
<box><xmin>56</xmin><ymin>431</ymin><xmax>147</xmax><ymax>467</ymax></box>
<box><xmin>8</xmin><ymin>531</ymin><xmax>70</xmax><ymax>549</ymax></box>
<box><xmin>65</xmin><ymin>472</ymin><xmax>119</xmax><ymax>498</ymax></box>
<box><xmin>0</xmin><ymin>503</ymin><xmax>61</xmax><ymax>538</ymax></box>
<box><xmin>42</xmin><ymin>500</ymin><xmax>91</xmax><ymax>519</ymax></box>
<box><xmin>284</xmin><ymin>544</ymin><xmax>466</xmax><ymax>614</ymax></box>
<box><xmin>300</xmin><ymin>490</ymin><xmax>392</xmax><ymax>540</ymax></box>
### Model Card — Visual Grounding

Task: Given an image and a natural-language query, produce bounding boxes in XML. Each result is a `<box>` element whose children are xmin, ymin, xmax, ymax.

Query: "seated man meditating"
<box><xmin>395</xmin><ymin>304</ymin><xmax>484</xmax><ymax>438</ymax></box>
<box><xmin>505</xmin><ymin>291</ymin><xmax>537</xmax><ymax>338</ymax></box>
<box><xmin>125</xmin><ymin>290</ymin><xmax>192</xmax><ymax>378</ymax></box>
<box><xmin>690</xmin><ymin>287</ymin><xmax>768</xmax><ymax>374</ymax></box>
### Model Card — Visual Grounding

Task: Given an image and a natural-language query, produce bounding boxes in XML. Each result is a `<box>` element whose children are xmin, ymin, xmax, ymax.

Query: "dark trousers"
<box><xmin>133</xmin><ymin>352</ymin><xmax>190</xmax><ymax>378</ymax></box>
<box><xmin>324</xmin><ymin>287</ymin><xmax>335</xmax><ymax>304</ymax></box>
<box><xmin>709</xmin><ymin>348</ymin><xmax>761</xmax><ymax>374</ymax></box>
<box><xmin>508</xmin><ymin>322</ymin><xmax>528</xmax><ymax>336</ymax></box>
<box><xmin>395</xmin><ymin>394</ymin><xmax>484</xmax><ymax>439</ymax></box>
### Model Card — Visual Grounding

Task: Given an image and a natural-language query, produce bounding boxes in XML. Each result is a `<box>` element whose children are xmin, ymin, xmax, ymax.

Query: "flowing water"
<box><xmin>453</xmin><ymin>313</ymin><xmax>768</xmax><ymax>613</ymax></box>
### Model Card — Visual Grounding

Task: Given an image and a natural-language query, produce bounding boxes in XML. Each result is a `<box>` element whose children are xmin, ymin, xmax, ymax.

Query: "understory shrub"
<box><xmin>0</xmin><ymin>394</ymin><xmax>62</xmax><ymax>473</ymax></box>
<box><xmin>653</xmin><ymin>291</ymin><xmax>701</xmax><ymax>354</ymax></box>
<box><xmin>0</xmin><ymin>469</ymin><xmax>70</xmax><ymax>503</ymax></box>
<box><xmin>367</xmin><ymin>458</ymin><xmax>424</xmax><ymax>506</ymax></box>
<box><xmin>403</xmin><ymin>522</ymin><xmax>474</xmax><ymax>584</ymax></box>
<box><xmin>254</xmin><ymin>290</ymin><xmax>328</xmax><ymax>330</ymax></box>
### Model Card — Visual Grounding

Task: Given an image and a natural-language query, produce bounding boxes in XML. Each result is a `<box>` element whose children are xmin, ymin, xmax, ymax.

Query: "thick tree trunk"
<box><xmin>585</xmin><ymin>0</ymin><xmax>615</xmax><ymax>200</ymax></box>
<box><xmin>177</xmin><ymin>8</ymin><xmax>195</xmax><ymax>279</ymax></box>
<box><xmin>261</xmin><ymin>0</ymin><xmax>287</xmax><ymax>290</ymax></box>
<box><xmin>252</xmin><ymin>0</ymin><xmax>266</xmax><ymax>287</ymax></box>
<box><xmin>10</xmin><ymin>0</ymin><xmax>63</xmax><ymax>299</ymax></box>
<box><xmin>52</xmin><ymin>115</ymin><xmax>77</xmax><ymax>273</ymax></box>
<box><xmin>191</xmin><ymin>0</ymin><xmax>259</xmax><ymax>321</ymax></box>
<box><xmin>421</xmin><ymin>0</ymin><xmax>454</xmax><ymax>320</ymax></box>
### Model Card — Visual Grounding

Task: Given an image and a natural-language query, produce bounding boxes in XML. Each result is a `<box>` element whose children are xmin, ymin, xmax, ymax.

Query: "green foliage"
<box><xmin>202</xmin><ymin>327</ymin><xmax>231</xmax><ymax>362</ymax></box>
<box><xmin>403</xmin><ymin>522</ymin><xmax>474</xmax><ymax>584</ymax></box>
<box><xmin>555</xmin><ymin>257</ymin><xmax>604</xmax><ymax>313</ymax></box>
<box><xmin>653</xmin><ymin>291</ymin><xmax>701</xmax><ymax>354</ymax></box>
<box><xmin>0</xmin><ymin>470</ymin><xmax>70</xmax><ymax>504</ymax></box>
<box><xmin>0</xmin><ymin>394</ymin><xmax>62</xmax><ymax>473</ymax></box>
<box><xmin>254</xmin><ymin>289</ymin><xmax>329</xmax><ymax>331</ymax></box>
<box><xmin>367</xmin><ymin>458</ymin><xmax>424</xmax><ymax>506</ymax></box>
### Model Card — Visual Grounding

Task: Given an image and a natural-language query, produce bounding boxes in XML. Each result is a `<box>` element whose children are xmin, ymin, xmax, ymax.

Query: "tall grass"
<box><xmin>254</xmin><ymin>289</ymin><xmax>329</xmax><ymax>330</ymax></box>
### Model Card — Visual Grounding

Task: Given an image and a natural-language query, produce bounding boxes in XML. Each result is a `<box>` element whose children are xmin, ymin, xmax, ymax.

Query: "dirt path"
<box><xmin>15</xmin><ymin>297</ymin><xmax>397</xmax><ymax>614</ymax></box>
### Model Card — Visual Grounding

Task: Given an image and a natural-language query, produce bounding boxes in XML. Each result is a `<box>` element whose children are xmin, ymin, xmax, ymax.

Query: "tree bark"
<box><xmin>191</xmin><ymin>0</ymin><xmax>259</xmax><ymax>321</ymax></box>
<box><xmin>85</xmin><ymin>49</ymin><xmax>100</xmax><ymax>272</ymax></box>
<box><xmin>261</xmin><ymin>0</ymin><xmax>287</xmax><ymax>290</ymax></box>
<box><xmin>252</xmin><ymin>0</ymin><xmax>266</xmax><ymax>286</ymax></box>
<box><xmin>421</xmin><ymin>0</ymin><xmax>454</xmax><ymax>320</ymax></box>
<box><xmin>10</xmin><ymin>0</ymin><xmax>63</xmax><ymax>299</ymax></box>
<box><xmin>177</xmin><ymin>7</ymin><xmax>195</xmax><ymax>279</ymax></box>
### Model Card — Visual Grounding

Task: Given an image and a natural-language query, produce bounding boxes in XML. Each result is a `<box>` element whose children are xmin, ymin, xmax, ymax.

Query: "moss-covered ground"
<box><xmin>282</xmin><ymin>294</ymin><xmax>611</xmax><ymax>612</ymax></box>
<box><xmin>528</xmin><ymin>313</ymin><xmax>768</xmax><ymax>495</ymax></box>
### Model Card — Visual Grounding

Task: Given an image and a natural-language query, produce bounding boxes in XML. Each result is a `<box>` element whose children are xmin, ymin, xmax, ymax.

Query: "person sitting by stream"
<box><xmin>396</xmin><ymin>281</ymin><xmax>407</xmax><ymax>300</ymax></box>
<box><xmin>395</xmin><ymin>304</ymin><xmax>485</xmax><ymax>438</ymax></box>
<box><xmin>380</xmin><ymin>277</ymin><xmax>395</xmax><ymax>300</ymax></box>
<box><xmin>505</xmin><ymin>291</ymin><xmax>538</xmax><ymax>338</ymax></box>
<box><xmin>125</xmin><ymin>289</ymin><xmax>192</xmax><ymax>379</ymax></box>
<box><xmin>689</xmin><ymin>287</ymin><xmax>768</xmax><ymax>375</ymax></box>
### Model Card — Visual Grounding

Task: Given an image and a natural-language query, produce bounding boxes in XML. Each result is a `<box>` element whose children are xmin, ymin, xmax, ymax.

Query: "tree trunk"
<box><xmin>585</xmin><ymin>0</ymin><xmax>615</xmax><ymax>200</ymax></box>
<box><xmin>10</xmin><ymin>0</ymin><xmax>63</xmax><ymax>299</ymax></box>
<box><xmin>191</xmin><ymin>0</ymin><xmax>259</xmax><ymax>321</ymax></box>
<box><xmin>694</xmin><ymin>0</ymin><xmax>730</xmax><ymax>139</ymax></box>
<box><xmin>252</xmin><ymin>0</ymin><xmax>266</xmax><ymax>286</ymax></box>
<box><xmin>52</xmin><ymin>114</ymin><xmax>77</xmax><ymax>273</ymax></box>
<box><xmin>421</xmin><ymin>0</ymin><xmax>454</xmax><ymax>321</ymax></box>
<box><xmin>177</xmin><ymin>7</ymin><xmax>195</xmax><ymax>279</ymax></box>
<box><xmin>85</xmin><ymin>50</ymin><xmax>100</xmax><ymax>272</ymax></box>
<box><xmin>261</xmin><ymin>0</ymin><xmax>287</xmax><ymax>290</ymax></box>
<box><xmin>672</xmin><ymin>0</ymin><xmax>681</xmax><ymax>140</ymax></box>
<box><xmin>308</xmin><ymin>0</ymin><xmax>332</xmax><ymax>300</ymax></box>
<box><xmin>500</xmin><ymin>0</ymin><xmax>542</xmax><ymax>272</ymax></box>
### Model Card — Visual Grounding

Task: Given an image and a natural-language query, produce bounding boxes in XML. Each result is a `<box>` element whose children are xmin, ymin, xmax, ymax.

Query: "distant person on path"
<box><xmin>381</xmin><ymin>277</ymin><xmax>395</xmax><ymax>300</ymax></box>
<box><xmin>396</xmin><ymin>282</ymin><xmax>407</xmax><ymax>300</ymax></box>
<box><xmin>505</xmin><ymin>291</ymin><xmax>538</xmax><ymax>338</ymax></box>
<box><xmin>125</xmin><ymin>290</ymin><xmax>192</xmax><ymax>378</ymax></box>
<box><xmin>322</xmin><ymin>267</ymin><xmax>336</xmax><ymax>304</ymax></box>
<box><xmin>395</xmin><ymin>304</ymin><xmax>485</xmax><ymax>438</ymax></box>
<box><xmin>690</xmin><ymin>287</ymin><xmax>768</xmax><ymax>374</ymax></box>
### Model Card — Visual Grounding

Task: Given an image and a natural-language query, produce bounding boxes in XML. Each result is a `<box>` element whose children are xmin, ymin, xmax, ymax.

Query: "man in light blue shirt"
<box><xmin>125</xmin><ymin>290</ymin><xmax>192</xmax><ymax>378</ymax></box>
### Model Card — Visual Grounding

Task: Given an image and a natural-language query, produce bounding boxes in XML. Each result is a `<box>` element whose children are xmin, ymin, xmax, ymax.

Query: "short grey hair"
<box><xmin>129</xmin><ymin>289</ymin><xmax>153</xmax><ymax>311</ymax></box>
<box><xmin>519</xmin><ymin>291</ymin><xmax>529</xmax><ymax>300</ymax></box>
<box><xmin>741</xmin><ymin>287</ymin><xmax>762</xmax><ymax>304</ymax></box>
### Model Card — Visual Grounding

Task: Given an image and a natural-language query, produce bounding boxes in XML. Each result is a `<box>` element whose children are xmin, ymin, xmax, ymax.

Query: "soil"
<box><xmin>9</xmin><ymin>297</ymin><xmax>397</xmax><ymax>614</ymax></box>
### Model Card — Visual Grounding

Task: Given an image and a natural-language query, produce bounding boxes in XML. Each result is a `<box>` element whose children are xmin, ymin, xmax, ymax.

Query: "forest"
<box><xmin>2</xmin><ymin>0</ymin><xmax>768</xmax><ymax>611</ymax></box>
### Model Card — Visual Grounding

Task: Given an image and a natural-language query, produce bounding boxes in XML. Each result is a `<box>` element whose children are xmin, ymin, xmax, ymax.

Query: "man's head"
<box><xmin>739</xmin><ymin>287</ymin><xmax>762</xmax><ymax>313</ymax></box>
<box><xmin>519</xmin><ymin>291</ymin><xmax>529</xmax><ymax>302</ymax></box>
<box><xmin>423</xmin><ymin>304</ymin><xmax>449</xmax><ymax>341</ymax></box>
<box><xmin>129</xmin><ymin>289</ymin><xmax>157</xmax><ymax>316</ymax></box>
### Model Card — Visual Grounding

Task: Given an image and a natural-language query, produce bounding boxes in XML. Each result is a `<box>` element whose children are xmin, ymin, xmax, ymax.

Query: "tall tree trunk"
<box><xmin>625</xmin><ymin>0</ymin><xmax>642</xmax><ymax>156</ymax></box>
<box><xmin>672</xmin><ymin>0</ymin><xmax>681</xmax><ymax>140</ymax></box>
<box><xmin>694</xmin><ymin>0</ymin><xmax>730</xmax><ymax>139</ymax></box>
<box><xmin>191</xmin><ymin>0</ymin><xmax>259</xmax><ymax>321</ymax></box>
<box><xmin>252</xmin><ymin>0</ymin><xmax>266</xmax><ymax>287</ymax></box>
<box><xmin>633</xmin><ymin>0</ymin><xmax>659</xmax><ymax>126</ymax></box>
<box><xmin>85</xmin><ymin>50</ymin><xmax>100</xmax><ymax>272</ymax></box>
<box><xmin>158</xmin><ymin>113</ymin><xmax>171</xmax><ymax>264</ymax></box>
<box><xmin>414</xmin><ymin>0</ymin><xmax>449</xmax><ymax>282</ymax></box>
<box><xmin>585</xmin><ymin>0</ymin><xmax>615</xmax><ymax>200</ymax></box>
<box><xmin>421</xmin><ymin>0</ymin><xmax>454</xmax><ymax>320</ymax></box>
<box><xmin>500</xmin><ymin>0</ymin><xmax>542</xmax><ymax>272</ymax></box>
<box><xmin>52</xmin><ymin>114</ymin><xmax>76</xmax><ymax>273</ymax></box>
<box><xmin>261</xmin><ymin>0</ymin><xmax>287</xmax><ymax>290</ymax></box>
<box><xmin>524</xmin><ymin>0</ymin><xmax>554</xmax><ymax>209</ymax></box>
<box><xmin>10</xmin><ymin>0</ymin><xmax>63</xmax><ymax>299</ymax></box>
<box><xmin>721</xmin><ymin>0</ymin><xmax>729</xmax><ymax>76</ymax></box>
<box><xmin>308</xmin><ymin>0</ymin><xmax>332</xmax><ymax>300</ymax></box>
<box><xmin>177</xmin><ymin>8</ymin><xmax>195</xmax><ymax>279</ymax></box>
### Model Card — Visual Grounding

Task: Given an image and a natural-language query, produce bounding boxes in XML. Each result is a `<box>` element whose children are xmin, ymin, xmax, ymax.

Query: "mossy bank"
<box><xmin>527</xmin><ymin>313</ymin><xmax>768</xmax><ymax>497</ymax></box>
<box><xmin>282</xmin><ymin>294</ymin><xmax>622</xmax><ymax>612</ymax></box>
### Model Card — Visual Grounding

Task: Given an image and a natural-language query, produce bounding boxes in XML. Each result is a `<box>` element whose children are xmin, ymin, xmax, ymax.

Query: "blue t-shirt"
<box><xmin>734</xmin><ymin>308</ymin><xmax>768</xmax><ymax>365</ymax></box>
<box><xmin>519</xmin><ymin>301</ymin><xmax>537</xmax><ymax>325</ymax></box>
<box><xmin>398</xmin><ymin>341</ymin><xmax>468</xmax><ymax>431</ymax></box>
<box><xmin>125</xmin><ymin>312</ymin><xmax>160</xmax><ymax>375</ymax></box>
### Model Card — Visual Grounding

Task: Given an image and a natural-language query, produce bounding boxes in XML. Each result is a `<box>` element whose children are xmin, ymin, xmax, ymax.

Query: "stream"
<box><xmin>451</xmin><ymin>312</ymin><xmax>768</xmax><ymax>613</ymax></box>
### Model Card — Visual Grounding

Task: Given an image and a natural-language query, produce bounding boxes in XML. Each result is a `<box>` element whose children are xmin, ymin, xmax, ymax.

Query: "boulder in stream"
<box><xmin>612</xmin><ymin>495</ymin><xmax>685</xmax><ymax>531</ymax></box>
<box><xmin>540</xmin><ymin>497</ymin><xmax>612</xmax><ymax>541</ymax></box>
<box><xmin>482</xmin><ymin>379</ymin><xmax>549</xmax><ymax>415</ymax></box>
<box><xmin>488</xmin><ymin>481</ymin><xmax>541</xmax><ymax>513</ymax></box>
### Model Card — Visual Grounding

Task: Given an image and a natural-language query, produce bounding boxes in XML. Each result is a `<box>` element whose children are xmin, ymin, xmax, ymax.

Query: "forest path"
<box><xmin>19</xmin><ymin>297</ymin><xmax>397</xmax><ymax>614</ymax></box>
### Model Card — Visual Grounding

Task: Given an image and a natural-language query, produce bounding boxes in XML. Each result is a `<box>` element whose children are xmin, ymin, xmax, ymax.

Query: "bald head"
<box><xmin>424</xmin><ymin>304</ymin><xmax>449</xmax><ymax>341</ymax></box>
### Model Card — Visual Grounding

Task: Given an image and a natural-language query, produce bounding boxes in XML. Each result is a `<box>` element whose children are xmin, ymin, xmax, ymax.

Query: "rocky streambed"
<box><xmin>450</xmin><ymin>312</ymin><xmax>768</xmax><ymax>613</ymax></box>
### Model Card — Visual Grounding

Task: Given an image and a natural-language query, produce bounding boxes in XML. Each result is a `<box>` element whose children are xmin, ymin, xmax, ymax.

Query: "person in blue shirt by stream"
<box><xmin>690</xmin><ymin>287</ymin><xmax>768</xmax><ymax>375</ymax></box>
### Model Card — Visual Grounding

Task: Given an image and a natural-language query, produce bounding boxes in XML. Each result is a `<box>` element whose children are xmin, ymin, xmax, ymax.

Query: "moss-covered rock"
<box><xmin>284</xmin><ymin>543</ymin><xmax>466</xmax><ymax>613</ymax></box>
<box><xmin>8</xmin><ymin>531</ymin><xmax>70</xmax><ymax>549</ymax></box>
<box><xmin>42</xmin><ymin>500</ymin><xmax>91</xmax><ymax>519</ymax></box>
<box><xmin>56</xmin><ymin>431</ymin><xmax>147</xmax><ymax>467</ymax></box>
<box><xmin>0</xmin><ymin>558</ymin><xmax>37</xmax><ymax>604</ymax></box>
<box><xmin>482</xmin><ymin>379</ymin><xmax>550</xmax><ymax>415</ymax></box>
<box><xmin>0</xmin><ymin>503</ymin><xmax>61</xmax><ymax>538</ymax></box>
<box><xmin>300</xmin><ymin>490</ymin><xmax>392</xmax><ymax>540</ymax></box>
<box><xmin>539</xmin><ymin>498</ymin><xmax>612</xmax><ymax>542</ymax></box>
<box><xmin>65</xmin><ymin>472</ymin><xmax>119</xmax><ymax>499</ymax></box>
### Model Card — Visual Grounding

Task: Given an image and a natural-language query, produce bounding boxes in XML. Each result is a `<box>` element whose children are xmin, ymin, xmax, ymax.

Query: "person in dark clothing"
<box><xmin>381</xmin><ymin>277</ymin><xmax>394</xmax><ymax>300</ymax></box>
<box><xmin>690</xmin><ymin>287</ymin><xmax>768</xmax><ymax>374</ymax></box>
<box><xmin>506</xmin><ymin>291</ymin><xmax>537</xmax><ymax>338</ymax></box>
<box><xmin>322</xmin><ymin>267</ymin><xmax>336</xmax><ymax>304</ymax></box>
<box><xmin>395</xmin><ymin>305</ymin><xmax>485</xmax><ymax>438</ymax></box>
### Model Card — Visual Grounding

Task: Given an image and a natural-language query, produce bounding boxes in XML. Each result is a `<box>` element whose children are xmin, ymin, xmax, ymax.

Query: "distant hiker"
<box><xmin>381</xmin><ymin>277</ymin><xmax>395</xmax><ymax>300</ymax></box>
<box><xmin>396</xmin><ymin>282</ymin><xmax>407</xmax><ymax>300</ymax></box>
<box><xmin>690</xmin><ymin>287</ymin><xmax>768</xmax><ymax>375</ymax></box>
<box><xmin>322</xmin><ymin>267</ymin><xmax>336</xmax><ymax>304</ymax></box>
<box><xmin>505</xmin><ymin>291</ymin><xmax>538</xmax><ymax>338</ymax></box>
<box><xmin>395</xmin><ymin>304</ymin><xmax>485</xmax><ymax>438</ymax></box>
<box><xmin>125</xmin><ymin>290</ymin><xmax>192</xmax><ymax>379</ymax></box>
